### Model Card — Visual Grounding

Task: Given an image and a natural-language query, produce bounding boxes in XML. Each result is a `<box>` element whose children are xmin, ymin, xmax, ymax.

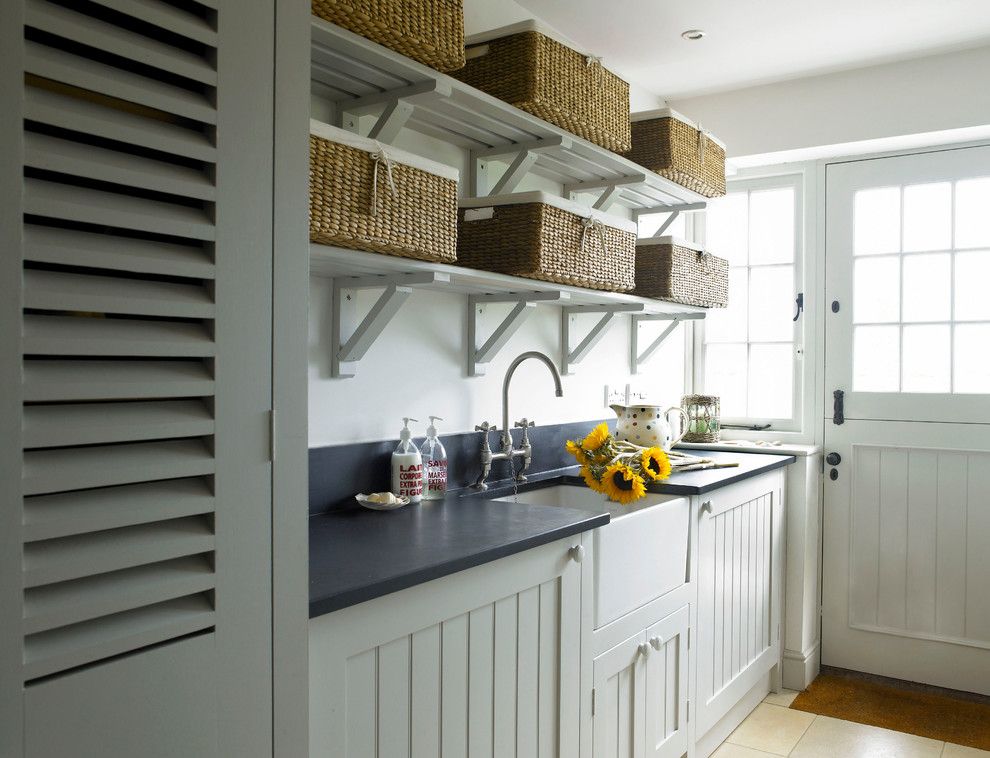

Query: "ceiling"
<box><xmin>513</xmin><ymin>0</ymin><xmax>990</xmax><ymax>100</ymax></box>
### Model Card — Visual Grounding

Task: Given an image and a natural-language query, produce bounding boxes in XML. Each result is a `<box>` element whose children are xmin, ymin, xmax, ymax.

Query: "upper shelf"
<box><xmin>310</xmin><ymin>16</ymin><xmax>708</xmax><ymax>212</ymax></box>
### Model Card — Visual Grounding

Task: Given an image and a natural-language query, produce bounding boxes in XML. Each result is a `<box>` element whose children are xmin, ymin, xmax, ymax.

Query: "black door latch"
<box><xmin>833</xmin><ymin>389</ymin><xmax>845</xmax><ymax>425</ymax></box>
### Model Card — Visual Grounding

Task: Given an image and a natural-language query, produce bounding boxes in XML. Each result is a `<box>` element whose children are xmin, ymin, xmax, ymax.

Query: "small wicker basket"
<box><xmin>311</xmin><ymin>0</ymin><xmax>465</xmax><ymax>72</ymax></box>
<box><xmin>682</xmin><ymin>395</ymin><xmax>721</xmax><ymax>443</ymax></box>
<box><xmin>309</xmin><ymin>120</ymin><xmax>458</xmax><ymax>263</ymax></box>
<box><xmin>457</xmin><ymin>192</ymin><xmax>636</xmax><ymax>292</ymax></box>
<box><xmin>451</xmin><ymin>21</ymin><xmax>631</xmax><ymax>153</ymax></box>
<box><xmin>634</xmin><ymin>236</ymin><xmax>728</xmax><ymax>308</ymax></box>
<box><xmin>626</xmin><ymin>108</ymin><xmax>726</xmax><ymax>198</ymax></box>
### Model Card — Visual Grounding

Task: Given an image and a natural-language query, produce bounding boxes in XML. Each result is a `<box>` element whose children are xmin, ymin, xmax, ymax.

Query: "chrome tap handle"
<box><xmin>514</xmin><ymin>419</ymin><xmax>535</xmax><ymax>482</ymax></box>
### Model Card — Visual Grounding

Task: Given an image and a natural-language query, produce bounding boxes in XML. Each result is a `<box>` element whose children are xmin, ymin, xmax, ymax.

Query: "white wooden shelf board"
<box><xmin>310</xmin><ymin>243</ymin><xmax>705</xmax><ymax>316</ymax></box>
<box><xmin>310</xmin><ymin>17</ymin><xmax>707</xmax><ymax>211</ymax></box>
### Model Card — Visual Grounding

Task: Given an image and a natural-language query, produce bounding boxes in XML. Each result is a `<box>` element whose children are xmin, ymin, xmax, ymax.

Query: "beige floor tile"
<box><xmin>943</xmin><ymin>745</ymin><xmax>990</xmax><ymax>757</ymax></box>
<box><xmin>763</xmin><ymin>688</ymin><xmax>800</xmax><ymax>707</ymax></box>
<box><xmin>790</xmin><ymin>715</ymin><xmax>944</xmax><ymax>758</ymax></box>
<box><xmin>712</xmin><ymin>743</ymin><xmax>784</xmax><ymax>758</ymax></box>
<box><xmin>725</xmin><ymin>703</ymin><xmax>815</xmax><ymax>755</ymax></box>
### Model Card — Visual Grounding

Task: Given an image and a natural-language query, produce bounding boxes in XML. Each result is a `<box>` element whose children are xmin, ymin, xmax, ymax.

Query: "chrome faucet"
<box><xmin>474</xmin><ymin>351</ymin><xmax>564</xmax><ymax>490</ymax></box>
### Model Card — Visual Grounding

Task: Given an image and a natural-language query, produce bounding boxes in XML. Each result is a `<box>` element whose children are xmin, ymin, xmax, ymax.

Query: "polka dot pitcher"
<box><xmin>609</xmin><ymin>403</ymin><xmax>689</xmax><ymax>451</ymax></box>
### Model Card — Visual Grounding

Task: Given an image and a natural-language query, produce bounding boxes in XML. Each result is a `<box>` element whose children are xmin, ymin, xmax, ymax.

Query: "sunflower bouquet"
<box><xmin>565</xmin><ymin>422</ymin><xmax>672</xmax><ymax>504</ymax></box>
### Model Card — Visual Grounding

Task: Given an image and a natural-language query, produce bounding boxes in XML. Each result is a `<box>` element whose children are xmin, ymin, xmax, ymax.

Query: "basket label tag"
<box><xmin>464</xmin><ymin>207</ymin><xmax>495</xmax><ymax>222</ymax></box>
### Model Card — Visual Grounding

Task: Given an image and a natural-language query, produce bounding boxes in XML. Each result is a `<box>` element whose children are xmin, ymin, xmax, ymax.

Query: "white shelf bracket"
<box><xmin>564</xmin><ymin>173</ymin><xmax>647</xmax><ymax>202</ymax></box>
<box><xmin>630</xmin><ymin>201</ymin><xmax>707</xmax><ymax>223</ymax></box>
<box><xmin>592</xmin><ymin>186</ymin><xmax>621</xmax><ymax>212</ymax></box>
<box><xmin>560</xmin><ymin>304</ymin><xmax>645</xmax><ymax>375</ymax></box>
<box><xmin>332</xmin><ymin>272</ymin><xmax>447</xmax><ymax>377</ymax></box>
<box><xmin>338</xmin><ymin>80</ymin><xmax>451</xmax><ymax>142</ymax></box>
<box><xmin>468</xmin><ymin>292</ymin><xmax>569</xmax><ymax>376</ymax></box>
<box><xmin>630</xmin><ymin>312</ymin><xmax>705</xmax><ymax>375</ymax></box>
<box><xmin>469</xmin><ymin>136</ymin><xmax>571</xmax><ymax>197</ymax></box>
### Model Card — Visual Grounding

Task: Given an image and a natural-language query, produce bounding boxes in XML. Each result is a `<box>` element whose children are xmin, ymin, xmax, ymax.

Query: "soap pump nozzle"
<box><xmin>426</xmin><ymin>416</ymin><xmax>443</xmax><ymax>437</ymax></box>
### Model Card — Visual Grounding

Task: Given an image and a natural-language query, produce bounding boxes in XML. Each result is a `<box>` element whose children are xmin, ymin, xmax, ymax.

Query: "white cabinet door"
<box><xmin>644</xmin><ymin>606</ymin><xmax>690</xmax><ymax>758</ymax></box>
<box><xmin>310</xmin><ymin>537</ymin><xmax>582</xmax><ymax>758</ymax></box>
<box><xmin>592</xmin><ymin>630</ymin><xmax>647</xmax><ymax>758</ymax></box>
<box><xmin>694</xmin><ymin>473</ymin><xmax>784</xmax><ymax>738</ymax></box>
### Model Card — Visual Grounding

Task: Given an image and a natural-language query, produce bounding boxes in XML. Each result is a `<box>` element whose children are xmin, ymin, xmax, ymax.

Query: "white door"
<box><xmin>822</xmin><ymin>146</ymin><xmax>990</xmax><ymax>694</ymax></box>
<box><xmin>593</xmin><ymin>631</ymin><xmax>647</xmax><ymax>758</ymax></box>
<box><xmin>644</xmin><ymin>606</ymin><xmax>690</xmax><ymax>758</ymax></box>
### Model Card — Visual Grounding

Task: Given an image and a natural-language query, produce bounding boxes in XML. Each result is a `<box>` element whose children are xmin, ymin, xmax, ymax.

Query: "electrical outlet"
<box><xmin>603</xmin><ymin>384</ymin><xmax>625</xmax><ymax>408</ymax></box>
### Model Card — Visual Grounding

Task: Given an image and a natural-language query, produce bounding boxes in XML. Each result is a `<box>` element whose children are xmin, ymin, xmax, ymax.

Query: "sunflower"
<box><xmin>601</xmin><ymin>462</ymin><xmax>647</xmax><ymax>505</ymax></box>
<box><xmin>565</xmin><ymin>439</ymin><xmax>588</xmax><ymax>464</ymax></box>
<box><xmin>581</xmin><ymin>422</ymin><xmax>610</xmax><ymax>452</ymax></box>
<box><xmin>640</xmin><ymin>447</ymin><xmax>672</xmax><ymax>482</ymax></box>
<box><xmin>580</xmin><ymin>465</ymin><xmax>604</xmax><ymax>493</ymax></box>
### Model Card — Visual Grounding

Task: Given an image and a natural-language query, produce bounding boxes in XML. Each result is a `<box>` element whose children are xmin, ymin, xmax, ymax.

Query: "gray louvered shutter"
<box><xmin>1</xmin><ymin>1</ymin><xmax>278</xmax><ymax>755</ymax></box>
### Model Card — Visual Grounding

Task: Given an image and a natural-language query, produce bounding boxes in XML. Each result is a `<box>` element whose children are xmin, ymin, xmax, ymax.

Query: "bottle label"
<box><xmin>426</xmin><ymin>458</ymin><xmax>447</xmax><ymax>493</ymax></box>
<box><xmin>397</xmin><ymin>462</ymin><xmax>422</xmax><ymax>498</ymax></box>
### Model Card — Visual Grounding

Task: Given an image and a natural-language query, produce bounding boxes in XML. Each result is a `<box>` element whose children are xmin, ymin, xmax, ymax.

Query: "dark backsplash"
<box><xmin>309</xmin><ymin>418</ymin><xmax>610</xmax><ymax>515</ymax></box>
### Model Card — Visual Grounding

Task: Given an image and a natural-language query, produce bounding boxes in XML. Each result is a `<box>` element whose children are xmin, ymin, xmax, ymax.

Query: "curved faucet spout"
<box><xmin>501</xmin><ymin>351</ymin><xmax>564</xmax><ymax>443</ymax></box>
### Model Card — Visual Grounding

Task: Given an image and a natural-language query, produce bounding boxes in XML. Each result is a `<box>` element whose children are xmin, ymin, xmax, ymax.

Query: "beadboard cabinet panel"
<box><xmin>309</xmin><ymin>538</ymin><xmax>582</xmax><ymax>758</ymax></box>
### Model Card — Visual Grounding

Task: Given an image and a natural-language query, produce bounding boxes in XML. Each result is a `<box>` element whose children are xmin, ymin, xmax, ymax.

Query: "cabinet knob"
<box><xmin>649</xmin><ymin>635</ymin><xmax>664</xmax><ymax>651</ymax></box>
<box><xmin>700</xmin><ymin>500</ymin><xmax>713</xmax><ymax>515</ymax></box>
<box><xmin>569</xmin><ymin>545</ymin><xmax>585</xmax><ymax>563</ymax></box>
<box><xmin>638</xmin><ymin>642</ymin><xmax>651</xmax><ymax>657</ymax></box>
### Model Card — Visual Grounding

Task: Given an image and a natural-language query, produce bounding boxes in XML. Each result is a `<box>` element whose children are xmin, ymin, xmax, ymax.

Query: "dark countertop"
<box><xmin>309</xmin><ymin>449</ymin><xmax>795</xmax><ymax>618</ymax></box>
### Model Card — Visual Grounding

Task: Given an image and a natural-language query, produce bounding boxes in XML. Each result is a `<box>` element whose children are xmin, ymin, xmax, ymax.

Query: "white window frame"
<box><xmin>692</xmin><ymin>166</ymin><xmax>815</xmax><ymax>438</ymax></box>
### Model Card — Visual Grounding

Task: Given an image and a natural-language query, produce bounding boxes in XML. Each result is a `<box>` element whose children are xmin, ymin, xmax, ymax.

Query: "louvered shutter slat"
<box><xmin>23</xmin><ymin>315</ymin><xmax>216</xmax><ymax>357</ymax></box>
<box><xmin>87</xmin><ymin>0</ymin><xmax>219</xmax><ymax>47</ymax></box>
<box><xmin>23</xmin><ymin>225</ymin><xmax>215</xmax><ymax>279</ymax></box>
<box><xmin>23</xmin><ymin>360</ymin><xmax>215</xmax><ymax>402</ymax></box>
<box><xmin>24</xmin><ymin>269</ymin><xmax>215</xmax><ymax>318</ymax></box>
<box><xmin>23</xmin><ymin>478</ymin><xmax>215</xmax><ymax>542</ymax></box>
<box><xmin>25</xmin><ymin>0</ymin><xmax>218</xmax><ymax>85</ymax></box>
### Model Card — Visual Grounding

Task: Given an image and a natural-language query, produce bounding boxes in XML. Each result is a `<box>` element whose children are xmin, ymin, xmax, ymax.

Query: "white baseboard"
<box><xmin>782</xmin><ymin>640</ymin><xmax>821</xmax><ymax>691</ymax></box>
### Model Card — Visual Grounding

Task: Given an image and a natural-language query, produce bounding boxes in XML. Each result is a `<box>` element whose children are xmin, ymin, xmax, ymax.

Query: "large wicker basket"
<box><xmin>458</xmin><ymin>192</ymin><xmax>636</xmax><ymax>292</ymax></box>
<box><xmin>309</xmin><ymin>120</ymin><xmax>458</xmax><ymax>263</ymax></box>
<box><xmin>451</xmin><ymin>21</ymin><xmax>631</xmax><ymax>153</ymax></box>
<box><xmin>626</xmin><ymin>109</ymin><xmax>726</xmax><ymax>198</ymax></box>
<box><xmin>312</xmin><ymin>0</ymin><xmax>465</xmax><ymax>72</ymax></box>
<box><xmin>634</xmin><ymin>236</ymin><xmax>728</xmax><ymax>308</ymax></box>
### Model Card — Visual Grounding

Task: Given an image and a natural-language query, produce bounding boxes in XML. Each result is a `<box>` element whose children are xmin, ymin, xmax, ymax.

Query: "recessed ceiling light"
<box><xmin>681</xmin><ymin>29</ymin><xmax>706</xmax><ymax>41</ymax></box>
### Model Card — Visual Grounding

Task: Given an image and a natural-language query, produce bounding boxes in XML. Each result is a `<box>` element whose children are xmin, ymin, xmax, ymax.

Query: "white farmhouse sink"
<box><xmin>493</xmin><ymin>485</ymin><xmax>690</xmax><ymax>628</ymax></box>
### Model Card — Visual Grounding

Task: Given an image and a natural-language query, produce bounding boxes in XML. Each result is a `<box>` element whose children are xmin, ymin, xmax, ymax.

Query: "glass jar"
<box><xmin>681</xmin><ymin>394</ymin><xmax>720</xmax><ymax>443</ymax></box>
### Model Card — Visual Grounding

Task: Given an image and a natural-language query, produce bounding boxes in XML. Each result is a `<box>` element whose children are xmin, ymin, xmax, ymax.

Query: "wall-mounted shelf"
<box><xmin>310</xmin><ymin>17</ymin><xmax>708</xmax><ymax>213</ymax></box>
<box><xmin>312</xmin><ymin>243</ymin><xmax>706</xmax><ymax>376</ymax></box>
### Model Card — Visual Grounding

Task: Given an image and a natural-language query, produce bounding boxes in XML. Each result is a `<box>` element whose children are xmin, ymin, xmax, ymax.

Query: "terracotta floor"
<box><xmin>713</xmin><ymin>690</ymin><xmax>990</xmax><ymax>758</ymax></box>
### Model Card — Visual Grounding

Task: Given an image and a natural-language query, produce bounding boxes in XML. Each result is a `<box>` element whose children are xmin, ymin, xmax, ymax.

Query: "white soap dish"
<box><xmin>355</xmin><ymin>492</ymin><xmax>411</xmax><ymax>511</ymax></box>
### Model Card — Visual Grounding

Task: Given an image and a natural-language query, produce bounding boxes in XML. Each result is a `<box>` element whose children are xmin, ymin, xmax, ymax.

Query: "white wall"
<box><xmin>668</xmin><ymin>44</ymin><xmax>990</xmax><ymax>162</ymax></box>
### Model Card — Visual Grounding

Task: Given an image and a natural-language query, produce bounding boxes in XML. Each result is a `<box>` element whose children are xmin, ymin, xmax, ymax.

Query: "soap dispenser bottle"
<box><xmin>420</xmin><ymin>416</ymin><xmax>448</xmax><ymax>500</ymax></box>
<box><xmin>392</xmin><ymin>417</ymin><xmax>423</xmax><ymax>503</ymax></box>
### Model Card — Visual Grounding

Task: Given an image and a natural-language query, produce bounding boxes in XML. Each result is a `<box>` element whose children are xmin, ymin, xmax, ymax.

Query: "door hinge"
<box><xmin>269</xmin><ymin>409</ymin><xmax>277</xmax><ymax>463</ymax></box>
<box><xmin>591</xmin><ymin>687</ymin><xmax>596</xmax><ymax>716</ymax></box>
<box><xmin>686</xmin><ymin>698</ymin><xmax>690</xmax><ymax>723</ymax></box>
<box><xmin>687</xmin><ymin>627</ymin><xmax>691</xmax><ymax>650</ymax></box>
<box><xmin>776</xmin><ymin>623</ymin><xmax>781</xmax><ymax>642</ymax></box>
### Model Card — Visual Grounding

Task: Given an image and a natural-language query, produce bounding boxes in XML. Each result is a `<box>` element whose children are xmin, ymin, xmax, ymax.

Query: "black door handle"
<box><xmin>833</xmin><ymin>390</ymin><xmax>845</xmax><ymax>425</ymax></box>
<box><xmin>826</xmin><ymin>452</ymin><xmax>841</xmax><ymax>466</ymax></box>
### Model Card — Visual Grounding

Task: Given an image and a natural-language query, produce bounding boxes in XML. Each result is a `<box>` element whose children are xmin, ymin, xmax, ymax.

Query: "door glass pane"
<box><xmin>902</xmin><ymin>324</ymin><xmax>950</xmax><ymax>393</ymax></box>
<box><xmin>853</xmin><ymin>325</ymin><xmax>900</xmax><ymax>392</ymax></box>
<box><xmin>706</xmin><ymin>193</ymin><xmax>748</xmax><ymax>266</ymax></box>
<box><xmin>955</xmin><ymin>177</ymin><xmax>990</xmax><ymax>249</ymax></box>
<box><xmin>704</xmin><ymin>344</ymin><xmax>748</xmax><ymax>417</ymax></box>
<box><xmin>705</xmin><ymin>267</ymin><xmax>748</xmax><ymax>343</ymax></box>
<box><xmin>854</xmin><ymin>187</ymin><xmax>900</xmax><ymax>255</ymax></box>
<box><xmin>954</xmin><ymin>250</ymin><xmax>990</xmax><ymax>321</ymax></box>
<box><xmin>748</xmin><ymin>344</ymin><xmax>793</xmax><ymax>418</ymax></box>
<box><xmin>853</xmin><ymin>257</ymin><xmax>899</xmax><ymax>323</ymax></box>
<box><xmin>902</xmin><ymin>253</ymin><xmax>950</xmax><ymax>323</ymax></box>
<box><xmin>903</xmin><ymin>182</ymin><xmax>951</xmax><ymax>252</ymax></box>
<box><xmin>954</xmin><ymin>324</ymin><xmax>990</xmax><ymax>393</ymax></box>
<box><xmin>749</xmin><ymin>265</ymin><xmax>794</xmax><ymax>341</ymax></box>
<box><xmin>749</xmin><ymin>187</ymin><xmax>794</xmax><ymax>264</ymax></box>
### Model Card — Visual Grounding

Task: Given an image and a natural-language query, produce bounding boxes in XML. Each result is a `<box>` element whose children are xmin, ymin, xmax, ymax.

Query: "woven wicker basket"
<box><xmin>634</xmin><ymin>236</ymin><xmax>728</xmax><ymax>308</ymax></box>
<box><xmin>626</xmin><ymin>109</ymin><xmax>726</xmax><ymax>198</ymax></box>
<box><xmin>681</xmin><ymin>394</ymin><xmax>721</xmax><ymax>443</ymax></box>
<box><xmin>312</xmin><ymin>0</ymin><xmax>465</xmax><ymax>72</ymax></box>
<box><xmin>458</xmin><ymin>192</ymin><xmax>636</xmax><ymax>292</ymax></box>
<box><xmin>451</xmin><ymin>21</ymin><xmax>631</xmax><ymax>153</ymax></box>
<box><xmin>309</xmin><ymin>120</ymin><xmax>458</xmax><ymax>263</ymax></box>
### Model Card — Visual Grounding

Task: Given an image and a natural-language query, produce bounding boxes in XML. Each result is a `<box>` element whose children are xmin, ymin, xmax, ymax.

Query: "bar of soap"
<box><xmin>366</xmin><ymin>492</ymin><xmax>399</xmax><ymax>504</ymax></box>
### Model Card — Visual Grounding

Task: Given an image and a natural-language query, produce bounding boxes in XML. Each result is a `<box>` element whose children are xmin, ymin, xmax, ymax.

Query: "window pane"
<box><xmin>902</xmin><ymin>324</ymin><xmax>950</xmax><ymax>393</ymax></box>
<box><xmin>705</xmin><ymin>267</ymin><xmax>748</xmax><ymax>343</ymax></box>
<box><xmin>853</xmin><ymin>325</ymin><xmax>900</xmax><ymax>392</ymax></box>
<box><xmin>956</xmin><ymin>177</ymin><xmax>990</xmax><ymax>249</ymax></box>
<box><xmin>903</xmin><ymin>182</ymin><xmax>951</xmax><ymax>252</ymax></box>
<box><xmin>706</xmin><ymin>192</ymin><xmax>748</xmax><ymax>266</ymax></box>
<box><xmin>853</xmin><ymin>256</ymin><xmax>899</xmax><ymax>323</ymax></box>
<box><xmin>955</xmin><ymin>250</ymin><xmax>990</xmax><ymax>321</ymax></box>
<box><xmin>638</xmin><ymin>211</ymin><xmax>686</xmax><ymax>239</ymax></box>
<box><xmin>854</xmin><ymin>187</ymin><xmax>900</xmax><ymax>255</ymax></box>
<box><xmin>955</xmin><ymin>324</ymin><xmax>990</xmax><ymax>393</ymax></box>
<box><xmin>749</xmin><ymin>265</ymin><xmax>794</xmax><ymax>341</ymax></box>
<box><xmin>748</xmin><ymin>344</ymin><xmax>793</xmax><ymax>418</ymax></box>
<box><xmin>903</xmin><ymin>253</ymin><xmax>950</xmax><ymax>323</ymax></box>
<box><xmin>749</xmin><ymin>187</ymin><xmax>795</xmax><ymax>264</ymax></box>
<box><xmin>704</xmin><ymin>343</ymin><xmax>748</xmax><ymax>417</ymax></box>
